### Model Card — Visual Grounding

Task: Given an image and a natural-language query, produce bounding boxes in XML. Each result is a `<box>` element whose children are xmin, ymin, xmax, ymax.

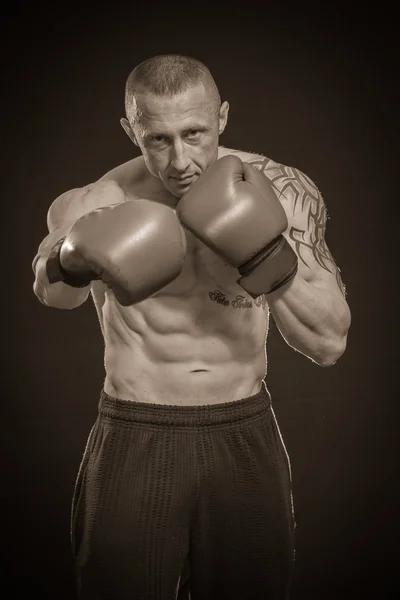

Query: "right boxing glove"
<box><xmin>177</xmin><ymin>155</ymin><xmax>298</xmax><ymax>298</ymax></box>
<box><xmin>46</xmin><ymin>199</ymin><xmax>187</xmax><ymax>306</ymax></box>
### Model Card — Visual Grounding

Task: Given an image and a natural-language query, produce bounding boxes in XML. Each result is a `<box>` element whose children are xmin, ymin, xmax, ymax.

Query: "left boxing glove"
<box><xmin>176</xmin><ymin>155</ymin><xmax>298</xmax><ymax>298</ymax></box>
<box><xmin>46</xmin><ymin>199</ymin><xmax>187</xmax><ymax>305</ymax></box>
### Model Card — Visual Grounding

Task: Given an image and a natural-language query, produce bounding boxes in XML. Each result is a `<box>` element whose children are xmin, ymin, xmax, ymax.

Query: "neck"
<box><xmin>137</xmin><ymin>160</ymin><xmax>180</xmax><ymax>208</ymax></box>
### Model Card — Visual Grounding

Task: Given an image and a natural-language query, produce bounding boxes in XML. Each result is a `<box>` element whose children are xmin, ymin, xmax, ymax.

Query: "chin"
<box><xmin>162</xmin><ymin>184</ymin><xmax>183</xmax><ymax>201</ymax></box>
<box><xmin>169</xmin><ymin>180</ymin><xmax>196</xmax><ymax>199</ymax></box>
<box><xmin>174</xmin><ymin>189</ymin><xmax>188</xmax><ymax>200</ymax></box>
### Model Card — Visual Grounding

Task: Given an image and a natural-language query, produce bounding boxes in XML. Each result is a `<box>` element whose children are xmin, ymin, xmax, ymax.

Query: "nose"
<box><xmin>170</xmin><ymin>140</ymin><xmax>191</xmax><ymax>174</ymax></box>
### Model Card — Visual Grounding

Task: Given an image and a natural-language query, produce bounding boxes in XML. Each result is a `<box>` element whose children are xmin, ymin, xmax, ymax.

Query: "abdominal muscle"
<box><xmin>92</xmin><ymin>237</ymin><xmax>270</xmax><ymax>405</ymax></box>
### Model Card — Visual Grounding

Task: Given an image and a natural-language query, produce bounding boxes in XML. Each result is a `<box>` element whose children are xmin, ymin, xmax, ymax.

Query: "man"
<box><xmin>32</xmin><ymin>54</ymin><xmax>351</xmax><ymax>600</ymax></box>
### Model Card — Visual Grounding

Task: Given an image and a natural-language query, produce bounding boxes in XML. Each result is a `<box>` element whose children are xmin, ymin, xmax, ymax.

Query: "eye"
<box><xmin>151</xmin><ymin>135</ymin><xmax>167</xmax><ymax>144</ymax></box>
<box><xmin>186</xmin><ymin>130</ymin><xmax>201</xmax><ymax>140</ymax></box>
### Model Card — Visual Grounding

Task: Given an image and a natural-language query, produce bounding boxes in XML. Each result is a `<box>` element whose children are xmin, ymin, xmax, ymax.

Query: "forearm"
<box><xmin>32</xmin><ymin>225</ymin><xmax>90</xmax><ymax>310</ymax></box>
<box><xmin>267</xmin><ymin>275</ymin><xmax>351</xmax><ymax>366</ymax></box>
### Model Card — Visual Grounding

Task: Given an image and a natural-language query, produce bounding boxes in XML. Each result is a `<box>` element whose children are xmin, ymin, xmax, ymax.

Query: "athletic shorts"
<box><xmin>71</xmin><ymin>381</ymin><xmax>295</xmax><ymax>599</ymax></box>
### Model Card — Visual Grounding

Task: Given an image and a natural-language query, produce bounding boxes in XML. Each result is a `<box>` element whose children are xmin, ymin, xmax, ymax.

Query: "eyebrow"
<box><xmin>144</xmin><ymin>125</ymin><xmax>210</xmax><ymax>139</ymax></box>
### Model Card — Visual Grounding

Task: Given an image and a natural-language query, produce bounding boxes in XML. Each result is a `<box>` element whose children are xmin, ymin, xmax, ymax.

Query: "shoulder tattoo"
<box><xmin>247</xmin><ymin>158</ymin><xmax>347</xmax><ymax>295</ymax></box>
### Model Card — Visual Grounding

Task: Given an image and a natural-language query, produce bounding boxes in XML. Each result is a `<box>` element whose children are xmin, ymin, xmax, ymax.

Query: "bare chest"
<box><xmin>155</xmin><ymin>230</ymin><xmax>267</xmax><ymax>312</ymax></box>
<box><xmin>91</xmin><ymin>228</ymin><xmax>268</xmax><ymax>343</ymax></box>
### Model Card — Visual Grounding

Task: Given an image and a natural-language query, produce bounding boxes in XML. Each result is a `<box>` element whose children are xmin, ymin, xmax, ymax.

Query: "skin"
<box><xmin>33</xmin><ymin>82</ymin><xmax>351</xmax><ymax>405</ymax></box>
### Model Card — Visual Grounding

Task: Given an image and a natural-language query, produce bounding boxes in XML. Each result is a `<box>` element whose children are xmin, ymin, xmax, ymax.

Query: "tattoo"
<box><xmin>289</xmin><ymin>200</ymin><xmax>331</xmax><ymax>270</ymax></box>
<box><xmin>209</xmin><ymin>289</ymin><xmax>229</xmax><ymax>307</ymax></box>
<box><xmin>209</xmin><ymin>289</ymin><xmax>267</xmax><ymax>309</ymax></box>
<box><xmin>247</xmin><ymin>158</ymin><xmax>346</xmax><ymax>296</ymax></box>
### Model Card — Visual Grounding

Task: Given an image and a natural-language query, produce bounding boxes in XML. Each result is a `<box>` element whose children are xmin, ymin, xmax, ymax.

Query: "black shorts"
<box><xmin>71</xmin><ymin>382</ymin><xmax>295</xmax><ymax>599</ymax></box>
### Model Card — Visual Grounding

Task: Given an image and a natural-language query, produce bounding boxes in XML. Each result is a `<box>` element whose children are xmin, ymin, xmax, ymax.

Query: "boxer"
<box><xmin>32</xmin><ymin>54</ymin><xmax>351</xmax><ymax>600</ymax></box>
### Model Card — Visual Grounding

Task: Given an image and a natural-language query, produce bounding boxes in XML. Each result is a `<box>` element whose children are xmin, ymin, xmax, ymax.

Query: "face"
<box><xmin>122</xmin><ymin>83</ymin><xmax>229</xmax><ymax>198</ymax></box>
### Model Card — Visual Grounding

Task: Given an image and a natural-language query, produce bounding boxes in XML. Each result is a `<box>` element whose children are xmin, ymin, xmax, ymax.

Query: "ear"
<box><xmin>120</xmin><ymin>118</ymin><xmax>139</xmax><ymax>146</ymax></box>
<box><xmin>218</xmin><ymin>101</ymin><xmax>229</xmax><ymax>135</ymax></box>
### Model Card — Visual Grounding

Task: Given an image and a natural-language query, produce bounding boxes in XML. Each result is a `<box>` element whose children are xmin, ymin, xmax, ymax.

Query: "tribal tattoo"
<box><xmin>247</xmin><ymin>157</ymin><xmax>346</xmax><ymax>296</ymax></box>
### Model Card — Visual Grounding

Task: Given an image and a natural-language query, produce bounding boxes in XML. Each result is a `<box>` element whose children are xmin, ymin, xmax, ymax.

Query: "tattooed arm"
<box><xmin>249</xmin><ymin>157</ymin><xmax>351</xmax><ymax>366</ymax></box>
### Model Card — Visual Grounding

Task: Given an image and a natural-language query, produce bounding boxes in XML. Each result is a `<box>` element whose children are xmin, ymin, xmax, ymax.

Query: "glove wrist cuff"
<box><xmin>46</xmin><ymin>237</ymin><xmax>93</xmax><ymax>289</ymax></box>
<box><xmin>237</xmin><ymin>235</ymin><xmax>298</xmax><ymax>298</ymax></box>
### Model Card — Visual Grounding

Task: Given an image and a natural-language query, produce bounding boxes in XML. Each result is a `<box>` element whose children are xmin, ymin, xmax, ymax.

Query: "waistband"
<box><xmin>98</xmin><ymin>381</ymin><xmax>271</xmax><ymax>428</ymax></box>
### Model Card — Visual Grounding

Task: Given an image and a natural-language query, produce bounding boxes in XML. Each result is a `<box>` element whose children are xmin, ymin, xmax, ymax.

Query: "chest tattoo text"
<box><xmin>209</xmin><ymin>289</ymin><xmax>267</xmax><ymax>310</ymax></box>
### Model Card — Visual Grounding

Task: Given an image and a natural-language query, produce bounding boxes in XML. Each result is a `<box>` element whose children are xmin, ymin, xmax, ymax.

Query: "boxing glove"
<box><xmin>46</xmin><ymin>199</ymin><xmax>187</xmax><ymax>305</ymax></box>
<box><xmin>176</xmin><ymin>155</ymin><xmax>298</xmax><ymax>298</ymax></box>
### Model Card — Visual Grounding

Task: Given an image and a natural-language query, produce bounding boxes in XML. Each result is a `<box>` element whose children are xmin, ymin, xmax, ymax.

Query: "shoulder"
<box><xmin>231</xmin><ymin>148</ymin><xmax>323</xmax><ymax>214</ymax></box>
<box><xmin>98</xmin><ymin>156</ymin><xmax>145</xmax><ymax>189</ymax></box>
<box><xmin>218</xmin><ymin>145</ymin><xmax>276</xmax><ymax>166</ymax></box>
<box><xmin>235</xmin><ymin>149</ymin><xmax>318</xmax><ymax>192</ymax></box>
<box><xmin>220</xmin><ymin>147</ymin><xmax>327</xmax><ymax>229</ymax></box>
<box><xmin>46</xmin><ymin>179</ymin><xmax>125</xmax><ymax>232</ymax></box>
<box><xmin>46</xmin><ymin>156</ymin><xmax>148</xmax><ymax>232</ymax></box>
<box><xmin>219</xmin><ymin>146</ymin><xmax>320</xmax><ymax>194</ymax></box>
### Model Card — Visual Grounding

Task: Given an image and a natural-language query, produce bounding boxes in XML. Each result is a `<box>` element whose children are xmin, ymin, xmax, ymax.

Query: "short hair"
<box><xmin>124</xmin><ymin>54</ymin><xmax>221</xmax><ymax>124</ymax></box>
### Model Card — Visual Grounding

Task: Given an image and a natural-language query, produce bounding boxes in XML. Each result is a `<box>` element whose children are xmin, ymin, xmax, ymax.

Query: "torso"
<box><xmin>91</xmin><ymin>147</ymin><xmax>280</xmax><ymax>405</ymax></box>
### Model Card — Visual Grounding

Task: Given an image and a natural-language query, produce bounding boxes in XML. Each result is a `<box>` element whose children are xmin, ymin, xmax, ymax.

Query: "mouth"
<box><xmin>171</xmin><ymin>175</ymin><xmax>196</xmax><ymax>185</ymax></box>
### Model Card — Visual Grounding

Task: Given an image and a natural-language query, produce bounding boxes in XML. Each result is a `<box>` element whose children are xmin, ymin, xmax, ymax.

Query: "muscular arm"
<box><xmin>32</xmin><ymin>180</ymin><xmax>124</xmax><ymax>309</ymax></box>
<box><xmin>249</xmin><ymin>157</ymin><xmax>351</xmax><ymax>366</ymax></box>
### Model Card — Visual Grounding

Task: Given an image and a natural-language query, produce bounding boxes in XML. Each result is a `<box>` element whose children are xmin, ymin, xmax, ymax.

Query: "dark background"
<box><xmin>4</xmin><ymin>2</ymin><xmax>397</xmax><ymax>598</ymax></box>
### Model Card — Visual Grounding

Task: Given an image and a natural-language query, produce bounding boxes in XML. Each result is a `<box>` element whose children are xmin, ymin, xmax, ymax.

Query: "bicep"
<box><xmin>32</xmin><ymin>186</ymin><xmax>91</xmax><ymax>275</ymax></box>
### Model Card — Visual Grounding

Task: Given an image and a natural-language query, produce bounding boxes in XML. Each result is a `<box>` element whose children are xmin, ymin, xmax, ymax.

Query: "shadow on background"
<box><xmin>3</xmin><ymin>2</ymin><xmax>397</xmax><ymax>598</ymax></box>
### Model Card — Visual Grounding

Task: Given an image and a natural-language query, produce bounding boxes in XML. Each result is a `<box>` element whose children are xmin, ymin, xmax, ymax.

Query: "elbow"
<box><xmin>287</xmin><ymin>303</ymin><xmax>352</xmax><ymax>367</ymax></box>
<box><xmin>312</xmin><ymin>334</ymin><xmax>348</xmax><ymax>368</ymax></box>
<box><xmin>33</xmin><ymin>259</ymin><xmax>90</xmax><ymax>310</ymax></box>
<box><xmin>311</xmin><ymin>308</ymin><xmax>351</xmax><ymax>367</ymax></box>
<box><xmin>33</xmin><ymin>280</ymin><xmax>89</xmax><ymax>310</ymax></box>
